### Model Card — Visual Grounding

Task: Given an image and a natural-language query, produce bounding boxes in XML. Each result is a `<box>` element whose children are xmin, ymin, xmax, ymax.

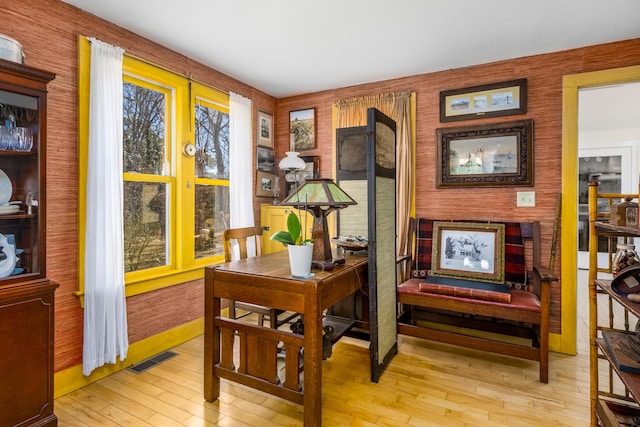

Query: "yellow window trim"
<box><xmin>77</xmin><ymin>36</ymin><xmax>229</xmax><ymax>306</ymax></box>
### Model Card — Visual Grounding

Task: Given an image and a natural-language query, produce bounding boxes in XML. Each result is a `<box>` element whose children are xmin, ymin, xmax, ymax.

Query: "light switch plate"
<box><xmin>517</xmin><ymin>191</ymin><xmax>535</xmax><ymax>207</ymax></box>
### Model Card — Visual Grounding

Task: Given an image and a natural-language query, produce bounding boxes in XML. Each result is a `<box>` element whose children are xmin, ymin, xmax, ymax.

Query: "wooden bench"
<box><xmin>397</xmin><ymin>219</ymin><xmax>557</xmax><ymax>383</ymax></box>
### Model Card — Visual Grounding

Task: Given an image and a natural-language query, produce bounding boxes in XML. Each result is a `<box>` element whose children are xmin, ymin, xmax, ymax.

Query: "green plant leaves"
<box><xmin>270</xmin><ymin>211</ymin><xmax>313</xmax><ymax>246</ymax></box>
<box><xmin>286</xmin><ymin>212</ymin><xmax>302</xmax><ymax>244</ymax></box>
<box><xmin>270</xmin><ymin>230</ymin><xmax>295</xmax><ymax>246</ymax></box>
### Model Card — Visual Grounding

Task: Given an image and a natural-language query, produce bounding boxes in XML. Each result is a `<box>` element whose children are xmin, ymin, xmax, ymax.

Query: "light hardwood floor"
<box><xmin>56</xmin><ymin>274</ymin><xmax>592</xmax><ymax>427</ymax></box>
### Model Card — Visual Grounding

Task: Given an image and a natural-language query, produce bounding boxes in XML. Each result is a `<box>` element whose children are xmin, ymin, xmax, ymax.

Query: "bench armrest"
<box><xmin>532</xmin><ymin>264</ymin><xmax>558</xmax><ymax>283</ymax></box>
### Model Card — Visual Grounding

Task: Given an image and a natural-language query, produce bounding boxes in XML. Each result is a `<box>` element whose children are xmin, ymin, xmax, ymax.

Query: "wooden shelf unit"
<box><xmin>588</xmin><ymin>180</ymin><xmax>640</xmax><ymax>426</ymax></box>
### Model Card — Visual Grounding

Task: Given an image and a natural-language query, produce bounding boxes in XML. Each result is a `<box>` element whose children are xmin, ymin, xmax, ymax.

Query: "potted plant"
<box><xmin>271</xmin><ymin>211</ymin><xmax>314</xmax><ymax>277</ymax></box>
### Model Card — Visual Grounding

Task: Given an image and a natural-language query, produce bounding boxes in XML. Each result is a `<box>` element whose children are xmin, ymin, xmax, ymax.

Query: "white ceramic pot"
<box><xmin>287</xmin><ymin>243</ymin><xmax>313</xmax><ymax>278</ymax></box>
<box><xmin>0</xmin><ymin>34</ymin><xmax>24</xmax><ymax>64</ymax></box>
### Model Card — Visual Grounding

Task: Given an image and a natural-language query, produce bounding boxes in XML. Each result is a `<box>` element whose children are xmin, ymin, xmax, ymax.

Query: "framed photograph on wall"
<box><xmin>436</xmin><ymin>119</ymin><xmax>533</xmax><ymax>188</ymax></box>
<box><xmin>301</xmin><ymin>155</ymin><xmax>319</xmax><ymax>180</ymax></box>
<box><xmin>285</xmin><ymin>156</ymin><xmax>320</xmax><ymax>196</ymax></box>
<box><xmin>431</xmin><ymin>221</ymin><xmax>505</xmax><ymax>284</ymax></box>
<box><xmin>289</xmin><ymin>108</ymin><xmax>316</xmax><ymax>151</ymax></box>
<box><xmin>440</xmin><ymin>79</ymin><xmax>527</xmax><ymax>122</ymax></box>
<box><xmin>256</xmin><ymin>146</ymin><xmax>275</xmax><ymax>172</ymax></box>
<box><xmin>257</xmin><ymin>110</ymin><xmax>273</xmax><ymax>148</ymax></box>
<box><xmin>256</xmin><ymin>170</ymin><xmax>276</xmax><ymax>197</ymax></box>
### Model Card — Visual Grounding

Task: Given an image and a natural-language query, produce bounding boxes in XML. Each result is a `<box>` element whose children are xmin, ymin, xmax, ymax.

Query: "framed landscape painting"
<box><xmin>289</xmin><ymin>108</ymin><xmax>316</xmax><ymax>151</ymax></box>
<box><xmin>256</xmin><ymin>170</ymin><xmax>276</xmax><ymax>197</ymax></box>
<box><xmin>436</xmin><ymin>119</ymin><xmax>533</xmax><ymax>188</ymax></box>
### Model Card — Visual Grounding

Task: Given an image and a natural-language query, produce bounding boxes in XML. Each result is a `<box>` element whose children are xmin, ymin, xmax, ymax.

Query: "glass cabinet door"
<box><xmin>0</xmin><ymin>60</ymin><xmax>54</xmax><ymax>284</ymax></box>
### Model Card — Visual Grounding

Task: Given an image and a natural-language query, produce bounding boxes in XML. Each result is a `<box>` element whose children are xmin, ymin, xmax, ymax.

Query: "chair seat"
<box><xmin>398</xmin><ymin>278</ymin><xmax>541</xmax><ymax>312</ymax></box>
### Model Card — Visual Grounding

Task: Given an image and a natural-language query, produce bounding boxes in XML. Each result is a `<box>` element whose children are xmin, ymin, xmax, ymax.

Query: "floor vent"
<box><xmin>128</xmin><ymin>350</ymin><xmax>178</xmax><ymax>374</ymax></box>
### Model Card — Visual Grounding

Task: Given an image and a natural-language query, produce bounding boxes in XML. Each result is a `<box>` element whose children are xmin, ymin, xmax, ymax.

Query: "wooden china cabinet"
<box><xmin>0</xmin><ymin>58</ymin><xmax>58</xmax><ymax>426</ymax></box>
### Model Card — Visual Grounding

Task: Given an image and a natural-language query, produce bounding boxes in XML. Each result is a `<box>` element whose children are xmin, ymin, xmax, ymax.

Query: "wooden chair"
<box><xmin>223</xmin><ymin>226</ymin><xmax>297</xmax><ymax>329</ymax></box>
<box><xmin>396</xmin><ymin>219</ymin><xmax>557</xmax><ymax>383</ymax></box>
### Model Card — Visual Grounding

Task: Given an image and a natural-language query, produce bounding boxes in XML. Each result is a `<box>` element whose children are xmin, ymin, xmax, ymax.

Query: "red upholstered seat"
<box><xmin>398</xmin><ymin>279</ymin><xmax>541</xmax><ymax>312</ymax></box>
<box><xmin>396</xmin><ymin>219</ymin><xmax>556</xmax><ymax>383</ymax></box>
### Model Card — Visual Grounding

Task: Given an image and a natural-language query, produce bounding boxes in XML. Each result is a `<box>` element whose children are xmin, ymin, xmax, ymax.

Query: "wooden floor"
<box><xmin>55</xmin><ymin>271</ymin><xmax>592</xmax><ymax>426</ymax></box>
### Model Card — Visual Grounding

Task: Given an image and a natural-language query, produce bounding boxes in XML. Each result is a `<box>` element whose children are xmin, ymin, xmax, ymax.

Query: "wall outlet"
<box><xmin>517</xmin><ymin>191</ymin><xmax>536</xmax><ymax>207</ymax></box>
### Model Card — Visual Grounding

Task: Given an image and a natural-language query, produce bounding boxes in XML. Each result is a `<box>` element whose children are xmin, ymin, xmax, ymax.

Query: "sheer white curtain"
<box><xmin>83</xmin><ymin>38</ymin><xmax>128</xmax><ymax>376</ymax></box>
<box><xmin>228</xmin><ymin>92</ymin><xmax>255</xmax><ymax>258</ymax></box>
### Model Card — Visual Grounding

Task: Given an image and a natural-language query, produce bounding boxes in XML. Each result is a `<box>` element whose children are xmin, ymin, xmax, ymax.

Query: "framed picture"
<box><xmin>436</xmin><ymin>119</ymin><xmax>533</xmax><ymax>188</ymax></box>
<box><xmin>289</xmin><ymin>108</ymin><xmax>316</xmax><ymax>151</ymax></box>
<box><xmin>431</xmin><ymin>221</ymin><xmax>505</xmax><ymax>284</ymax></box>
<box><xmin>256</xmin><ymin>146</ymin><xmax>275</xmax><ymax>172</ymax></box>
<box><xmin>257</xmin><ymin>110</ymin><xmax>273</xmax><ymax>148</ymax></box>
<box><xmin>256</xmin><ymin>170</ymin><xmax>276</xmax><ymax>197</ymax></box>
<box><xmin>440</xmin><ymin>79</ymin><xmax>527</xmax><ymax>122</ymax></box>
<box><xmin>285</xmin><ymin>156</ymin><xmax>320</xmax><ymax>196</ymax></box>
<box><xmin>301</xmin><ymin>156</ymin><xmax>319</xmax><ymax>180</ymax></box>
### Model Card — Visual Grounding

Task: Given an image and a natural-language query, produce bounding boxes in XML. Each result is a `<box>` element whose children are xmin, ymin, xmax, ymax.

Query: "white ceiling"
<box><xmin>61</xmin><ymin>0</ymin><xmax>640</xmax><ymax>98</ymax></box>
<box><xmin>579</xmin><ymin>82</ymin><xmax>640</xmax><ymax>135</ymax></box>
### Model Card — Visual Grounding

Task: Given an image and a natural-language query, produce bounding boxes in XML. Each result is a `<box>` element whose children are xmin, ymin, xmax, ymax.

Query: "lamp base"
<box><xmin>312</xmin><ymin>257</ymin><xmax>346</xmax><ymax>271</ymax></box>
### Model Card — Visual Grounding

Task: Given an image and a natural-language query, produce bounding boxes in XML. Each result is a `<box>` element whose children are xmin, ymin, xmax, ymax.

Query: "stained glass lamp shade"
<box><xmin>281</xmin><ymin>178</ymin><xmax>357</xmax><ymax>269</ymax></box>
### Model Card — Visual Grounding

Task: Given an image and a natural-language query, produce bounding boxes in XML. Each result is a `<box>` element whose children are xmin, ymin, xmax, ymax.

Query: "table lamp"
<box><xmin>281</xmin><ymin>178</ymin><xmax>357</xmax><ymax>270</ymax></box>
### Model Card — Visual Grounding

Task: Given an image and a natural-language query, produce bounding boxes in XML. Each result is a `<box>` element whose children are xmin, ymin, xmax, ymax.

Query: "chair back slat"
<box><xmin>223</xmin><ymin>226</ymin><xmax>263</xmax><ymax>262</ymax></box>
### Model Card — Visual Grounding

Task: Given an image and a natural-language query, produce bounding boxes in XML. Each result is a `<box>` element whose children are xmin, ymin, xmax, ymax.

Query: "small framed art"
<box><xmin>431</xmin><ymin>221</ymin><xmax>505</xmax><ymax>284</ymax></box>
<box><xmin>256</xmin><ymin>170</ymin><xmax>276</xmax><ymax>197</ymax></box>
<box><xmin>256</xmin><ymin>146</ymin><xmax>275</xmax><ymax>172</ymax></box>
<box><xmin>440</xmin><ymin>79</ymin><xmax>527</xmax><ymax>122</ymax></box>
<box><xmin>257</xmin><ymin>110</ymin><xmax>273</xmax><ymax>148</ymax></box>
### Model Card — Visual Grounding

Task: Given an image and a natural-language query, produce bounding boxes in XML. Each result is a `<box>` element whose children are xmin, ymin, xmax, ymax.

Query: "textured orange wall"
<box><xmin>275</xmin><ymin>39</ymin><xmax>640</xmax><ymax>333</ymax></box>
<box><xmin>3</xmin><ymin>0</ymin><xmax>277</xmax><ymax>372</ymax></box>
<box><xmin>4</xmin><ymin>0</ymin><xmax>640</xmax><ymax>372</ymax></box>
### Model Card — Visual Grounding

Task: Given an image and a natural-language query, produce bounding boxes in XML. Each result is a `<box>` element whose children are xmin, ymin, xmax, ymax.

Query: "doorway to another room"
<box><xmin>577</xmin><ymin>82</ymin><xmax>640</xmax><ymax>270</ymax></box>
<box><xmin>575</xmin><ymin>80</ymin><xmax>640</xmax><ymax>353</ymax></box>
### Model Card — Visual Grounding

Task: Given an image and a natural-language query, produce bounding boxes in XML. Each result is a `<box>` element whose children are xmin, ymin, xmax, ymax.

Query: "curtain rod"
<box><xmin>86</xmin><ymin>36</ymin><xmax>230</xmax><ymax>95</ymax></box>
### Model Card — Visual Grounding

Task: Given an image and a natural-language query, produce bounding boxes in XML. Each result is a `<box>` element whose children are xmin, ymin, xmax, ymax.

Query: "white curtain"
<box><xmin>228</xmin><ymin>92</ymin><xmax>255</xmax><ymax>258</ymax></box>
<box><xmin>83</xmin><ymin>38</ymin><xmax>128</xmax><ymax>376</ymax></box>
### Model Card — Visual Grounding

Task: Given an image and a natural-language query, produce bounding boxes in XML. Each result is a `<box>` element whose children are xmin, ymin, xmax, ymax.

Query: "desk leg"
<box><xmin>204</xmin><ymin>268</ymin><xmax>220</xmax><ymax>402</ymax></box>
<box><xmin>304</xmin><ymin>280</ymin><xmax>322</xmax><ymax>426</ymax></box>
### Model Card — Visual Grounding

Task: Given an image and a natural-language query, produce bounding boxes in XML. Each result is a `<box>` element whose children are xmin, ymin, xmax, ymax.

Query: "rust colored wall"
<box><xmin>275</xmin><ymin>39</ymin><xmax>640</xmax><ymax>333</ymax></box>
<box><xmin>5</xmin><ymin>0</ymin><xmax>640</xmax><ymax>373</ymax></box>
<box><xmin>4</xmin><ymin>0</ymin><xmax>277</xmax><ymax>372</ymax></box>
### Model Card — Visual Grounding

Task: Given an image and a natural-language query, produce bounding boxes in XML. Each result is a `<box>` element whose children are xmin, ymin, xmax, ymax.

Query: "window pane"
<box><xmin>123</xmin><ymin>82</ymin><xmax>166</xmax><ymax>175</ymax></box>
<box><xmin>195</xmin><ymin>184</ymin><xmax>229</xmax><ymax>259</ymax></box>
<box><xmin>195</xmin><ymin>103</ymin><xmax>229</xmax><ymax>180</ymax></box>
<box><xmin>124</xmin><ymin>181</ymin><xmax>168</xmax><ymax>272</ymax></box>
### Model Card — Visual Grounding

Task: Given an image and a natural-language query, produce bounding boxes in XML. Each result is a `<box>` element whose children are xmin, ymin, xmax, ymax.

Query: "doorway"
<box><xmin>560</xmin><ymin>66</ymin><xmax>640</xmax><ymax>355</ymax></box>
<box><xmin>577</xmin><ymin>82</ymin><xmax>640</xmax><ymax>269</ymax></box>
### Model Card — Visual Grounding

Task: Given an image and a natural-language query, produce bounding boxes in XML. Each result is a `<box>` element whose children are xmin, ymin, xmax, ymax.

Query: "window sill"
<box><xmin>73</xmin><ymin>263</ymin><xmax>221</xmax><ymax>307</ymax></box>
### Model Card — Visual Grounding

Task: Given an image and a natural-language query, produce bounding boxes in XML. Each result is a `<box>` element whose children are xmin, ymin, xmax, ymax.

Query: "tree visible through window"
<box><xmin>79</xmin><ymin>36</ymin><xmax>231</xmax><ymax>298</ymax></box>
<box><xmin>194</xmin><ymin>99</ymin><xmax>229</xmax><ymax>260</ymax></box>
<box><xmin>123</xmin><ymin>81</ymin><xmax>169</xmax><ymax>273</ymax></box>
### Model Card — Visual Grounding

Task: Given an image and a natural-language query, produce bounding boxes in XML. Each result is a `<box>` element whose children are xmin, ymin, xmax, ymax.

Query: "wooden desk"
<box><xmin>204</xmin><ymin>251</ymin><xmax>367</xmax><ymax>426</ymax></box>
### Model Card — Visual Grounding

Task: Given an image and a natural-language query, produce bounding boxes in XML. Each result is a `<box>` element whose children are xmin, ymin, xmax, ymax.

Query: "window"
<box><xmin>78</xmin><ymin>37</ymin><xmax>229</xmax><ymax>299</ymax></box>
<box><xmin>122</xmin><ymin>77</ymin><xmax>171</xmax><ymax>273</ymax></box>
<box><xmin>193</xmin><ymin>85</ymin><xmax>230</xmax><ymax>261</ymax></box>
